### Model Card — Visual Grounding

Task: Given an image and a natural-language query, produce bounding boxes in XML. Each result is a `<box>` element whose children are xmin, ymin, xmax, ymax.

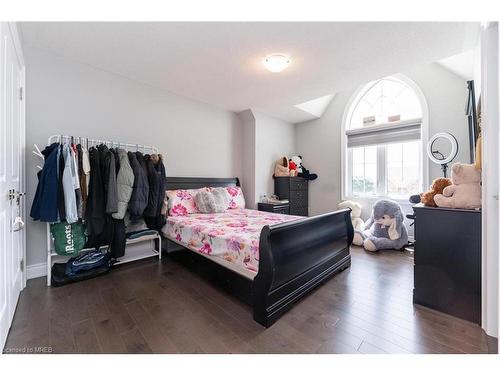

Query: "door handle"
<box><xmin>12</xmin><ymin>216</ymin><xmax>25</xmax><ymax>232</ymax></box>
<box><xmin>8</xmin><ymin>190</ymin><xmax>25</xmax><ymax>201</ymax></box>
<box><xmin>8</xmin><ymin>189</ymin><xmax>26</xmax><ymax>232</ymax></box>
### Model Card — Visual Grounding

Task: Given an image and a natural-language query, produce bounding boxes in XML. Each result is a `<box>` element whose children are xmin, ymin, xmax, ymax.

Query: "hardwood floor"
<box><xmin>3</xmin><ymin>246</ymin><xmax>494</xmax><ymax>354</ymax></box>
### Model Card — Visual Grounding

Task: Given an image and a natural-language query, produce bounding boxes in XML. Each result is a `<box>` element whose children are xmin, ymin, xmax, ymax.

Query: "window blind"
<box><xmin>346</xmin><ymin>118</ymin><xmax>422</xmax><ymax>148</ymax></box>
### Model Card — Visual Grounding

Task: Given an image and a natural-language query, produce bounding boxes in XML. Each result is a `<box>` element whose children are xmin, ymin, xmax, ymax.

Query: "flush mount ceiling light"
<box><xmin>263</xmin><ymin>54</ymin><xmax>291</xmax><ymax>73</ymax></box>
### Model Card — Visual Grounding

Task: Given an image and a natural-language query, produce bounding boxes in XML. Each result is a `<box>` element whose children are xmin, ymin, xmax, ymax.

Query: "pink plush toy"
<box><xmin>433</xmin><ymin>163</ymin><xmax>481</xmax><ymax>210</ymax></box>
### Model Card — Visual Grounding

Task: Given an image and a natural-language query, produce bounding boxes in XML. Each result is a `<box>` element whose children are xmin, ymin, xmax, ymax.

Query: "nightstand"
<box><xmin>257</xmin><ymin>202</ymin><xmax>290</xmax><ymax>215</ymax></box>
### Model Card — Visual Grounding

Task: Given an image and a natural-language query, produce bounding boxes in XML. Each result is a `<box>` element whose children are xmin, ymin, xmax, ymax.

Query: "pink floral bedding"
<box><xmin>163</xmin><ymin>209</ymin><xmax>301</xmax><ymax>273</ymax></box>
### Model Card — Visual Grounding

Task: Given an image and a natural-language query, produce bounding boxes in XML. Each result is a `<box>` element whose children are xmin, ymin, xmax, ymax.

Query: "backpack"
<box><xmin>65</xmin><ymin>249</ymin><xmax>113</xmax><ymax>277</ymax></box>
<box><xmin>50</xmin><ymin>221</ymin><xmax>87</xmax><ymax>256</ymax></box>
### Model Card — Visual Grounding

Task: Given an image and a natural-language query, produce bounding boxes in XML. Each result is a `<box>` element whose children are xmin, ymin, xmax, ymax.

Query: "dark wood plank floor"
<box><xmin>3</xmin><ymin>246</ymin><xmax>494</xmax><ymax>354</ymax></box>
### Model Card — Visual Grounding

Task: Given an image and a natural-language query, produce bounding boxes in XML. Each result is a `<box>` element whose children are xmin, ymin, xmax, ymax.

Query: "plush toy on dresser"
<box><xmin>337</xmin><ymin>200</ymin><xmax>365</xmax><ymax>231</ymax></box>
<box><xmin>352</xmin><ymin>199</ymin><xmax>408</xmax><ymax>252</ymax></box>
<box><xmin>420</xmin><ymin>177</ymin><xmax>452</xmax><ymax>207</ymax></box>
<box><xmin>289</xmin><ymin>155</ymin><xmax>318</xmax><ymax>181</ymax></box>
<box><xmin>433</xmin><ymin>162</ymin><xmax>482</xmax><ymax>209</ymax></box>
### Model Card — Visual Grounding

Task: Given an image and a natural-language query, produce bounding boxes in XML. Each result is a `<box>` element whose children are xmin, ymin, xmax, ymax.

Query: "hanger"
<box><xmin>32</xmin><ymin>144</ymin><xmax>43</xmax><ymax>159</ymax></box>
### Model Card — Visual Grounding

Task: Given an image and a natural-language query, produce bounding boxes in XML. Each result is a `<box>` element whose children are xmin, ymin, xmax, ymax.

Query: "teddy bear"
<box><xmin>289</xmin><ymin>155</ymin><xmax>318</xmax><ymax>180</ymax></box>
<box><xmin>337</xmin><ymin>200</ymin><xmax>365</xmax><ymax>231</ymax></box>
<box><xmin>433</xmin><ymin>163</ymin><xmax>481</xmax><ymax>209</ymax></box>
<box><xmin>420</xmin><ymin>177</ymin><xmax>452</xmax><ymax>207</ymax></box>
<box><xmin>352</xmin><ymin>199</ymin><xmax>408</xmax><ymax>252</ymax></box>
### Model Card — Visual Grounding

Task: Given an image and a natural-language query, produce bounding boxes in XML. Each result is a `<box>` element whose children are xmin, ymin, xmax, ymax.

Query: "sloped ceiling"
<box><xmin>437</xmin><ymin>50</ymin><xmax>475</xmax><ymax>80</ymax></box>
<box><xmin>20</xmin><ymin>22</ymin><xmax>480</xmax><ymax>123</ymax></box>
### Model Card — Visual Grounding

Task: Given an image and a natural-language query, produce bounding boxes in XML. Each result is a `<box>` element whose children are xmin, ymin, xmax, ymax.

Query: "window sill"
<box><xmin>342</xmin><ymin>195</ymin><xmax>413</xmax><ymax>205</ymax></box>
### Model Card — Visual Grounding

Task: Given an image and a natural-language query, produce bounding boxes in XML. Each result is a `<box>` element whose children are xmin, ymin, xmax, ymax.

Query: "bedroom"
<box><xmin>1</xmin><ymin>1</ymin><xmax>499</xmax><ymax>373</ymax></box>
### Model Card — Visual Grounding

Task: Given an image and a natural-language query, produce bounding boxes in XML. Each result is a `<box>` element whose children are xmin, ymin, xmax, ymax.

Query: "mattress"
<box><xmin>162</xmin><ymin>208</ymin><xmax>301</xmax><ymax>277</ymax></box>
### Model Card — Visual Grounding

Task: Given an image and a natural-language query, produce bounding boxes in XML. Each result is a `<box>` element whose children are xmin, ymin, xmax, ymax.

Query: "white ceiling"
<box><xmin>19</xmin><ymin>22</ymin><xmax>480</xmax><ymax>123</ymax></box>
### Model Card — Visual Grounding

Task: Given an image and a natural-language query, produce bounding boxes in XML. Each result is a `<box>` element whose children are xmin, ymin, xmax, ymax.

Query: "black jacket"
<box><xmin>144</xmin><ymin>154</ymin><xmax>167</xmax><ymax>230</ymax></box>
<box><xmin>127</xmin><ymin>152</ymin><xmax>149</xmax><ymax>220</ymax></box>
<box><xmin>85</xmin><ymin>147</ymin><xmax>113</xmax><ymax>248</ymax></box>
<box><xmin>98</xmin><ymin>145</ymin><xmax>118</xmax><ymax>214</ymax></box>
<box><xmin>57</xmin><ymin>144</ymin><xmax>66</xmax><ymax>221</ymax></box>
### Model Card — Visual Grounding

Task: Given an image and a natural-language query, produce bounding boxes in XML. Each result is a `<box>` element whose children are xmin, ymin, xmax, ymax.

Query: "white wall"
<box><xmin>237</xmin><ymin>109</ymin><xmax>256</xmax><ymax>209</ymax></box>
<box><xmin>24</xmin><ymin>46</ymin><xmax>243</xmax><ymax>268</ymax></box>
<box><xmin>236</xmin><ymin>110</ymin><xmax>295</xmax><ymax>209</ymax></box>
<box><xmin>254</xmin><ymin>111</ymin><xmax>295</xmax><ymax>206</ymax></box>
<box><xmin>296</xmin><ymin>63</ymin><xmax>471</xmax><ymax>222</ymax></box>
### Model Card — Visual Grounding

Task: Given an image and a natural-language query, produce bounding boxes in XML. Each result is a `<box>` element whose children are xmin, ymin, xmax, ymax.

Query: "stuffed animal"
<box><xmin>338</xmin><ymin>200</ymin><xmax>365</xmax><ymax>231</ymax></box>
<box><xmin>352</xmin><ymin>199</ymin><xmax>408</xmax><ymax>252</ymax></box>
<box><xmin>288</xmin><ymin>160</ymin><xmax>298</xmax><ymax>176</ymax></box>
<box><xmin>290</xmin><ymin>155</ymin><xmax>318</xmax><ymax>181</ymax></box>
<box><xmin>433</xmin><ymin>163</ymin><xmax>481</xmax><ymax>209</ymax></box>
<box><xmin>274</xmin><ymin>157</ymin><xmax>290</xmax><ymax>177</ymax></box>
<box><xmin>420</xmin><ymin>177</ymin><xmax>452</xmax><ymax>207</ymax></box>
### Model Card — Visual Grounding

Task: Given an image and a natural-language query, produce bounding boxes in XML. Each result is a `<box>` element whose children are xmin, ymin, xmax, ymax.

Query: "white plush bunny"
<box><xmin>337</xmin><ymin>200</ymin><xmax>365</xmax><ymax>231</ymax></box>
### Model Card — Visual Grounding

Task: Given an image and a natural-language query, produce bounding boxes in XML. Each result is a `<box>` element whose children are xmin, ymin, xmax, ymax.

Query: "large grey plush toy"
<box><xmin>352</xmin><ymin>199</ymin><xmax>408</xmax><ymax>252</ymax></box>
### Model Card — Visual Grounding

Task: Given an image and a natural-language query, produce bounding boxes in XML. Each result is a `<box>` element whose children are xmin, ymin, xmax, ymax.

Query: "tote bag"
<box><xmin>274</xmin><ymin>157</ymin><xmax>290</xmax><ymax>177</ymax></box>
<box><xmin>50</xmin><ymin>221</ymin><xmax>87</xmax><ymax>256</ymax></box>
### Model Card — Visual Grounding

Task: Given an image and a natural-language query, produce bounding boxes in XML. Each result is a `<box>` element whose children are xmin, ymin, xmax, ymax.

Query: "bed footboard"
<box><xmin>253</xmin><ymin>209</ymin><xmax>353</xmax><ymax>327</ymax></box>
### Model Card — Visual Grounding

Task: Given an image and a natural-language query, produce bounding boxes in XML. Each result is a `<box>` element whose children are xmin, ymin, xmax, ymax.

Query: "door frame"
<box><xmin>481</xmin><ymin>22</ymin><xmax>499</xmax><ymax>339</ymax></box>
<box><xmin>6</xmin><ymin>22</ymin><xmax>26</xmax><ymax>289</ymax></box>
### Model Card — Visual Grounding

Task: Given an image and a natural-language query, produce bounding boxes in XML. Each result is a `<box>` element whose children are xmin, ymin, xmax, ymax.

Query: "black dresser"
<box><xmin>413</xmin><ymin>204</ymin><xmax>481</xmax><ymax>324</ymax></box>
<box><xmin>274</xmin><ymin>177</ymin><xmax>308</xmax><ymax>216</ymax></box>
<box><xmin>257</xmin><ymin>202</ymin><xmax>290</xmax><ymax>215</ymax></box>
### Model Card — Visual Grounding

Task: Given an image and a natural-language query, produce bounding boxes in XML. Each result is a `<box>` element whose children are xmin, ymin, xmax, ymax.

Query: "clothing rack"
<box><xmin>43</xmin><ymin>134</ymin><xmax>162</xmax><ymax>287</ymax></box>
<box><xmin>47</xmin><ymin>134</ymin><xmax>159</xmax><ymax>154</ymax></box>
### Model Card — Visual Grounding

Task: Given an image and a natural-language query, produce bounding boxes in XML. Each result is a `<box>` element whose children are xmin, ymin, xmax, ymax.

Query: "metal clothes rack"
<box><xmin>44</xmin><ymin>134</ymin><xmax>162</xmax><ymax>286</ymax></box>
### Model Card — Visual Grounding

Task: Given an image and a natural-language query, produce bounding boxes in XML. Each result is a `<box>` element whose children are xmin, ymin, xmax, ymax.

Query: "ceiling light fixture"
<box><xmin>263</xmin><ymin>54</ymin><xmax>291</xmax><ymax>73</ymax></box>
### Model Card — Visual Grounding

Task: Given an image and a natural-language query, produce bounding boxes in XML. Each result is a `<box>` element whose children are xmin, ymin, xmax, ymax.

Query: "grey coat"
<box><xmin>112</xmin><ymin>149</ymin><xmax>135</xmax><ymax>220</ymax></box>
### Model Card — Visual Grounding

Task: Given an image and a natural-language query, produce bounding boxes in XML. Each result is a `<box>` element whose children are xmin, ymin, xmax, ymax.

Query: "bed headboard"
<box><xmin>165</xmin><ymin>177</ymin><xmax>240</xmax><ymax>190</ymax></box>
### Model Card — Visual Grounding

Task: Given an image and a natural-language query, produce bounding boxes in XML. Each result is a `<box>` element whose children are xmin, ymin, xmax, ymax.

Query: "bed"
<box><xmin>162</xmin><ymin>177</ymin><xmax>353</xmax><ymax>327</ymax></box>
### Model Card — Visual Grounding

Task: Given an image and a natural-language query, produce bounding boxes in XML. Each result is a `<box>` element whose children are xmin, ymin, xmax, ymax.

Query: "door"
<box><xmin>0</xmin><ymin>22</ymin><xmax>26</xmax><ymax>350</ymax></box>
<box><xmin>481</xmin><ymin>22</ymin><xmax>499</xmax><ymax>339</ymax></box>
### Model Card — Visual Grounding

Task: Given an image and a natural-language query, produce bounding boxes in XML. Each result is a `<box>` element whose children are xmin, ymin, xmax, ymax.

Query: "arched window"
<box><xmin>344</xmin><ymin>75</ymin><xmax>425</xmax><ymax>198</ymax></box>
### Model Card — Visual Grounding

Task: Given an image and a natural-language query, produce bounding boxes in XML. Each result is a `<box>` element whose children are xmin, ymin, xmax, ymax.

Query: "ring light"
<box><xmin>426</xmin><ymin>132</ymin><xmax>459</xmax><ymax>177</ymax></box>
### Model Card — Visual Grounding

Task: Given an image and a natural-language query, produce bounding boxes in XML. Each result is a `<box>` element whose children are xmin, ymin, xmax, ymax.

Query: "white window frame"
<box><xmin>341</xmin><ymin>74</ymin><xmax>429</xmax><ymax>203</ymax></box>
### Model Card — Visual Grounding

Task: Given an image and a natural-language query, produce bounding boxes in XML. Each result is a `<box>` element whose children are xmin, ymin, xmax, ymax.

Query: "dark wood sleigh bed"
<box><xmin>163</xmin><ymin>177</ymin><xmax>353</xmax><ymax>327</ymax></box>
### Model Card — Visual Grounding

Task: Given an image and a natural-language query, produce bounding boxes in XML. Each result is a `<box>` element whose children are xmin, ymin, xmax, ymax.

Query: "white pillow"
<box><xmin>194</xmin><ymin>188</ymin><xmax>229</xmax><ymax>213</ymax></box>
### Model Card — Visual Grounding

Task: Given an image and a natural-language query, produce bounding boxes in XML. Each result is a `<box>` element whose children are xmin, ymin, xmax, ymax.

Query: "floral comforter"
<box><xmin>163</xmin><ymin>209</ymin><xmax>301</xmax><ymax>274</ymax></box>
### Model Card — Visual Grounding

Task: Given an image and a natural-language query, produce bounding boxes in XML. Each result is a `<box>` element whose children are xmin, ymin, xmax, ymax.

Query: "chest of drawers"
<box><xmin>412</xmin><ymin>204</ymin><xmax>481</xmax><ymax>324</ymax></box>
<box><xmin>274</xmin><ymin>177</ymin><xmax>308</xmax><ymax>216</ymax></box>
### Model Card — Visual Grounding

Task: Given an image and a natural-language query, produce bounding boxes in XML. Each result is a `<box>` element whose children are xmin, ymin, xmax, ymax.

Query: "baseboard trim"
<box><xmin>487</xmin><ymin>335</ymin><xmax>498</xmax><ymax>354</ymax></box>
<box><xmin>27</xmin><ymin>262</ymin><xmax>47</xmax><ymax>280</ymax></box>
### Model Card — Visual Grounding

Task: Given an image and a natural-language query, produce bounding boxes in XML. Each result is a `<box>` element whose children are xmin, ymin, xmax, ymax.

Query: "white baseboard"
<box><xmin>27</xmin><ymin>262</ymin><xmax>47</xmax><ymax>280</ymax></box>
